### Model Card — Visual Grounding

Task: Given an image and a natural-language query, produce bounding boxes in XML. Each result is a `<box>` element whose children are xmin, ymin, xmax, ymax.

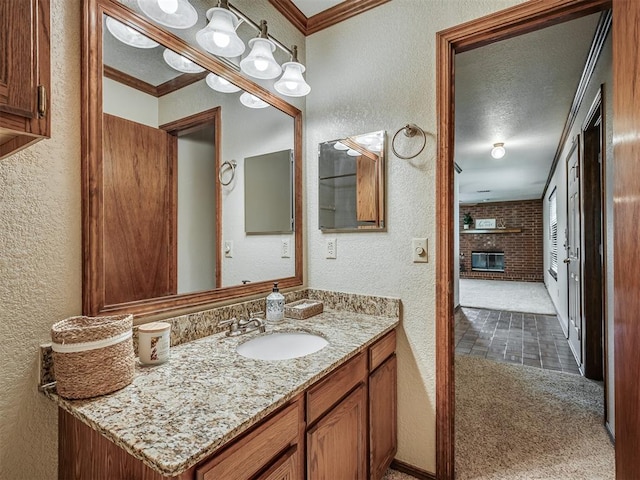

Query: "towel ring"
<box><xmin>218</xmin><ymin>160</ymin><xmax>237</xmax><ymax>186</ymax></box>
<box><xmin>392</xmin><ymin>123</ymin><xmax>427</xmax><ymax>159</ymax></box>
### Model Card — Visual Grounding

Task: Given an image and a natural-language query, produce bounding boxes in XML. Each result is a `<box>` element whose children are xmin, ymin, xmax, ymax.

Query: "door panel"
<box><xmin>103</xmin><ymin>114</ymin><xmax>177</xmax><ymax>304</ymax></box>
<box><xmin>566</xmin><ymin>142</ymin><xmax>582</xmax><ymax>365</ymax></box>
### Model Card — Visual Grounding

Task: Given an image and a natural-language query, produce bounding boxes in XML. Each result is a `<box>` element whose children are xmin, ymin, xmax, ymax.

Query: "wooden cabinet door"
<box><xmin>369</xmin><ymin>354</ymin><xmax>397</xmax><ymax>480</ymax></box>
<box><xmin>307</xmin><ymin>384</ymin><xmax>367</xmax><ymax>480</ymax></box>
<box><xmin>196</xmin><ymin>401</ymin><xmax>302</xmax><ymax>480</ymax></box>
<box><xmin>0</xmin><ymin>0</ymin><xmax>50</xmax><ymax>159</ymax></box>
<box><xmin>256</xmin><ymin>446</ymin><xmax>300</xmax><ymax>480</ymax></box>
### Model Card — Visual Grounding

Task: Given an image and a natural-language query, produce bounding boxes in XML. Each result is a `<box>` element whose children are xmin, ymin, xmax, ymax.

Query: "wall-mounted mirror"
<box><xmin>319</xmin><ymin>131</ymin><xmax>386</xmax><ymax>232</ymax></box>
<box><xmin>83</xmin><ymin>0</ymin><xmax>302</xmax><ymax>317</ymax></box>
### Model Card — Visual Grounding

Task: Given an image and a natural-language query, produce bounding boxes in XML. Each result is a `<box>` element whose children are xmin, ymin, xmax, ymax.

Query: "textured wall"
<box><xmin>305</xmin><ymin>0</ymin><xmax>524</xmax><ymax>472</ymax></box>
<box><xmin>0</xmin><ymin>1</ymin><xmax>82</xmax><ymax>479</ymax></box>
<box><xmin>459</xmin><ymin>200</ymin><xmax>543</xmax><ymax>282</ymax></box>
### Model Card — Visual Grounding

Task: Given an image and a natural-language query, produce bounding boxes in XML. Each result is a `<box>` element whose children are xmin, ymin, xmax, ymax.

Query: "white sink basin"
<box><xmin>236</xmin><ymin>332</ymin><xmax>329</xmax><ymax>361</ymax></box>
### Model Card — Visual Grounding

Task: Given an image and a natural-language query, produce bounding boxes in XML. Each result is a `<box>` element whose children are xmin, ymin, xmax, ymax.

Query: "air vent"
<box><xmin>477</xmin><ymin>189</ymin><xmax>491</xmax><ymax>193</ymax></box>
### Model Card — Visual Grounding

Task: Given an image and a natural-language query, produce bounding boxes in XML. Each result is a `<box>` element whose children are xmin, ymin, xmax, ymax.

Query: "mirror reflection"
<box><xmin>101</xmin><ymin>14</ymin><xmax>296</xmax><ymax>304</ymax></box>
<box><xmin>318</xmin><ymin>131</ymin><xmax>386</xmax><ymax>231</ymax></box>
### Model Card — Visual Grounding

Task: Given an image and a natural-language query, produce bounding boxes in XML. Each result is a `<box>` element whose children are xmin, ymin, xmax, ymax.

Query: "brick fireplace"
<box><xmin>459</xmin><ymin>199</ymin><xmax>543</xmax><ymax>282</ymax></box>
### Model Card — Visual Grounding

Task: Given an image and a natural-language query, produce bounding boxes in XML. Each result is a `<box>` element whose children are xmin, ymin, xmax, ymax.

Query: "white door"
<box><xmin>566</xmin><ymin>144</ymin><xmax>582</xmax><ymax>365</ymax></box>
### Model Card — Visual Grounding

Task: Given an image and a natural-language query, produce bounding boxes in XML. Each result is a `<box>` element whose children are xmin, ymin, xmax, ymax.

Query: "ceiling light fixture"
<box><xmin>137</xmin><ymin>0</ymin><xmax>198</xmax><ymax>29</ymax></box>
<box><xmin>274</xmin><ymin>46</ymin><xmax>310</xmax><ymax>97</ymax></box>
<box><xmin>105</xmin><ymin>17</ymin><xmax>159</xmax><ymax>49</ymax></box>
<box><xmin>240</xmin><ymin>21</ymin><xmax>281</xmax><ymax>80</ymax></box>
<box><xmin>205</xmin><ymin>72</ymin><xmax>241</xmax><ymax>93</ymax></box>
<box><xmin>491</xmin><ymin>142</ymin><xmax>506</xmax><ymax>159</ymax></box>
<box><xmin>162</xmin><ymin>49</ymin><xmax>205</xmax><ymax>73</ymax></box>
<box><xmin>196</xmin><ymin>0</ymin><xmax>245</xmax><ymax>58</ymax></box>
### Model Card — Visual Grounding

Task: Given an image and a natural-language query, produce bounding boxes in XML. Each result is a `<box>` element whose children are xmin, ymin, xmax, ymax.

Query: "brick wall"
<box><xmin>459</xmin><ymin>199</ymin><xmax>543</xmax><ymax>282</ymax></box>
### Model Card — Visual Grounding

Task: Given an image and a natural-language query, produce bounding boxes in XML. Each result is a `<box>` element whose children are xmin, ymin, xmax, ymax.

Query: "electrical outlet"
<box><xmin>224</xmin><ymin>240</ymin><xmax>233</xmax><ymax>258</ymax></box>
<box><xmin>281</xmin><ymin>238</ymin><xmax>291</xmax><ymax>258</ymax></box>
<box><xmin>326</xmin><ymin>237</ymin><xmax>337</xmax><ymax>259</ymax></box>
<box><xmin>412</xmin><ymin>238</ymin><xmax>428</xmax><ymax>263</ymax></box>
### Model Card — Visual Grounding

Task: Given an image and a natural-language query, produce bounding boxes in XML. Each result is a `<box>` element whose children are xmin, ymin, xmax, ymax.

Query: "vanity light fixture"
<box><xmin>205</xmin><ymin>72</ymin><xmax>241</xmax><ymax>93</ymax></box>
<box><xmin>137</xmin><ymin>0</ymin><xmax>198</xmax><ymax>29</ymax></box>
<box><xmin>334</xmin><ymin>141</ymin><xmax>349</xmax><ymax>151</ymax></box>
<box><xmin>135</xmin><ymin>0</ymin><xmax>312</xmax><ymax>97</ymax></box>
<box><xmin>274</xmin><ymin>46</ymin><xmax>310</xmax><ymax>97</ymax></box>
<box><xmin>105</xmin><ymin>17</ymin><xmax>159</xmax><ymax>48</ymax></box>
<box><xmin>239</xmin><ymin>92</ymin><xmax>269</xmax><ymax>109</ymax></box>
<box><xmin>240</xmin><ymin>21</ymin><xmax>282</xmax><ymax>80</ymax></box>
<box><xmin>346</xmin><ymin>149</ymin><xmax>361</xmax><ymax>157</ymax></box>
<box><xmin>196</xmin><ymin>0</ymin><xmax>245</xmax><ymax>58</ymax></box>
<box><xmin>162</xmin><ymin>49</ymin><xmax>205</xmax><ymax>73</ymax></box>
<box><xmin>491</xmin><ymin>142</ymin><xmax>506</xmax><ymax>159</ymax></box>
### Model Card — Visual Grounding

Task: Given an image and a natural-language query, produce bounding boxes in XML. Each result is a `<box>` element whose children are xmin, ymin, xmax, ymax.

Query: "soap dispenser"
<box><xmin>266</xmin><ymin>282</ymin><xmax>285</xmax><ymax>323</ymax></box>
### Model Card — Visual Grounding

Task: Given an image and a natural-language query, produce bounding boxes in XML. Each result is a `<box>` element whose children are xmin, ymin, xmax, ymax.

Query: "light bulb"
<box><xmin>254</xmin><ymin>59</ymin><xmax>269</xmax><ymax>71</ymax></box>
<box><xmin>491</xmin><ymin>143</ymin><xmax>506</xmax><ymax>159</ymax></box>
<box><xmin>157</xmin><ymin>0</ymin><xmax>178</xmax><ymax>14</ymax></box>
<box><xmin>137</xmin><ymin>0</ymin><xmax>197</xmax><ymax>29</ymax></box>
<box><xmin>213</xmin><ymin>31</ymin><xmax>230</xmax><ymax>48</ymax></box>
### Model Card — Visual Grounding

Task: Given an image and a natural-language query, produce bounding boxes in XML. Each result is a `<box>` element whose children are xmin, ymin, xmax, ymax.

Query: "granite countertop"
<box><xmin>43</xmin><ymin>309</ymin><xmax>398</xmax><ymax>476</ymax></box>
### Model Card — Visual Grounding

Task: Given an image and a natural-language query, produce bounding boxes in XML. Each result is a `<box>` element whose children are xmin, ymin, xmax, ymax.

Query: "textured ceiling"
<box><xmin>455</xmin><ymin>13</ymin><xmax>601</xmax><ymax>204</ymax></box>
<box><xmin>291</xmin><ymin>0</ymin><xmax>343</xmax><ymax>17</ymax></box>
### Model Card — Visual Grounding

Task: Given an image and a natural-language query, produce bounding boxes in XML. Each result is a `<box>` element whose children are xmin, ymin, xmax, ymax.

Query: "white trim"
<box><xmin>51</xmin><ymin>330</ymin><xmax>132</xmax><ymax>353</ymax></box>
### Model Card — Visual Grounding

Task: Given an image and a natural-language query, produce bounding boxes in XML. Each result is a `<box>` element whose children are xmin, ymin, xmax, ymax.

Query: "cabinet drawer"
<box><xmin>196</xmin><ymin>400</ymin><xmax>301</xmax><ymax>480</ymax></box>
<box><xmin>369</xmin><ymin>330</ymin><xmax>396</xmax><ymax>371</ymax></box>
<box><xmin>307</xmin><ymin>352</ymin><xmax>367</xmax><ymax>425</ymax></box>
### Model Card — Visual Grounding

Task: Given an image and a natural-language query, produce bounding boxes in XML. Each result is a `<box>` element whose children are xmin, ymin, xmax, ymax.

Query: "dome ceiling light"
<box><xmin>491</xmin><ymin>142</ymin><xmax>506</xmax><ymax>159</ymax></box>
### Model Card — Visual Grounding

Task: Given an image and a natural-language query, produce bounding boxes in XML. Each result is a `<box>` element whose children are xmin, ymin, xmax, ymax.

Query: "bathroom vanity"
<box><xmin>47</xmin><ymin>308</ymin><xmax>398</xmax><ymax>480</ymax></box>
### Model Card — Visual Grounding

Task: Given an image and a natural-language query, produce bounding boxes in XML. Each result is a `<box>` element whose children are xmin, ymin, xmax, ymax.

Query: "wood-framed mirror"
<box><xmin>83</xmin><ymin>0</ymin><xmax>303</xmax><ymax>318</ymax></box>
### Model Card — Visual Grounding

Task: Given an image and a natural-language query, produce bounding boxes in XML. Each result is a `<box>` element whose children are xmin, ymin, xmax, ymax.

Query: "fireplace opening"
<box><xmin>471</xmin><ymin>251</ymin><xmax>505</xmax><ymax>272</ymax></box>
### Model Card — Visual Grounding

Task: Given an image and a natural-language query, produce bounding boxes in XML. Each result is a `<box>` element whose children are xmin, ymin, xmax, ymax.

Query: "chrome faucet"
<box><xmin>220</xmin><ymin>311</ymin><xmax>266</xmax><ymax>337</ymax></box>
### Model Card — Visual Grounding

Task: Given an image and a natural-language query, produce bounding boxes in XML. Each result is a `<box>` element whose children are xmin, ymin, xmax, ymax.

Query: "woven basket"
<box><xmin>51</xmin><ymin>314</ymin><xmax>135</xmax><ymax>400</ymax></box>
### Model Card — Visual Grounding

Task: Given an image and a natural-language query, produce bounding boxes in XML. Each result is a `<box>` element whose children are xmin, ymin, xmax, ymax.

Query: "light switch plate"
<box><xmin>326</xmin><ymin>237</ymin><xmax>337</xmax><ymax>259</ymax></box>
<box><xmin>412</xmin><ymin>238</ymin><xmax>428</xmax><ymax>263</ymax></box>
<box><xmin>281</xmin><ymin>238</ymin><xmax>291</xmax><ymax>258</ymax></box>
<box><xmin>224</xmin><ymin>240</ymin><xmax>233</xmax><ymax>258</ymax></box>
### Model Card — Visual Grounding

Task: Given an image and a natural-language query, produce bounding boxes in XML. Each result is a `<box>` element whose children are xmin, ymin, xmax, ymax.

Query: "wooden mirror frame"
<box><xmin>82</xmin><ymin>0</ymin><xmax>303</xmax><ymax>318</ymax></box>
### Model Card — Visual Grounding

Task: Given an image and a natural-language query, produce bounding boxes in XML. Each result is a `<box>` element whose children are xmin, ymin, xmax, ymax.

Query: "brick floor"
<box><xmin>455</xmin><ymin>307</ymin><xmax>581</xmax><ymax>375</ymax></box>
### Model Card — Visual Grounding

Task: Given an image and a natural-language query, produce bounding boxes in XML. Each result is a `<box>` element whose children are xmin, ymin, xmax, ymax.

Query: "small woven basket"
<box><xmin>51</xmin><ymin>314</ymin><xmax>135</xmax><ymax>400</ymax></box>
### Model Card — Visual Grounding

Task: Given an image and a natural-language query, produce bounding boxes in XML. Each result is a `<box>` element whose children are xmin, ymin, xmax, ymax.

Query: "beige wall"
<box><xmin>0</xmin><ymin>1</ymin><xmax>82</xmax><ymax>478</ymax></box>
<box><xmin>305</xmin><ymin>0</ymin><xmax>524</xmax><ymax>472</ymax></box>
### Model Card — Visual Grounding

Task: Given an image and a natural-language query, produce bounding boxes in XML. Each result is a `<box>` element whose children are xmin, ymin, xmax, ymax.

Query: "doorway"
<box><xmin>434</xmin><ymin>1</ymin><xmax>618</xmax><ymax>479</ymax></box>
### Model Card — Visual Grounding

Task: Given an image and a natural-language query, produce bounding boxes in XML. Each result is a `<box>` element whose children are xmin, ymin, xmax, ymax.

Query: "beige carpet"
<box><xmin>456</xmin><ymin>356</ymin><xmax>614</xmax><ymax>479</ymax></box>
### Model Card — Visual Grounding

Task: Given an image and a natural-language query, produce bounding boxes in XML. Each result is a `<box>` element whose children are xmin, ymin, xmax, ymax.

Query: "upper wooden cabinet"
<box><xmin>0</xmin><ymin>0</ymin><xmax>50</xmax><ymax>160</ymax></box>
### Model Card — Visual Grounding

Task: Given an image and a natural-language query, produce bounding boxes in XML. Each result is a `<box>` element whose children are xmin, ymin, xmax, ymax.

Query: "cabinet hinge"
<box><xmin>37</xmin><ymin>85</ymin><xmax>47</xmax><ymax>117</ymax></box>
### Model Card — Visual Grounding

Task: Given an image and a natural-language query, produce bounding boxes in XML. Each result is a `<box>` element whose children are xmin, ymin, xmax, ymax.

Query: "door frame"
<box><xmin>435</xmin><ymin>1</ymin><xmax>612</xmax><ymax>478</ymax></box>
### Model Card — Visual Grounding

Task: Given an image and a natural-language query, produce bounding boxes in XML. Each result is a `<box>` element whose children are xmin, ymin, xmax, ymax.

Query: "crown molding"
<box><xmin>269</xmin><ymin>0</ymin><xmax>391</xmax><ymax>35</ymax></box>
